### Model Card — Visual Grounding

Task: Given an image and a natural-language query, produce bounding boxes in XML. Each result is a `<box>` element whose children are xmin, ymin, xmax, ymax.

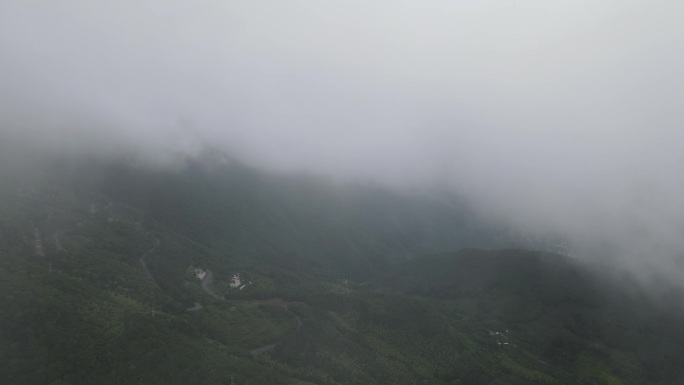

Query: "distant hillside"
<box><xmin>96</xmin><ymin>155</ymin><xmax>508</xmax><ymax>278</ymax></box>
<box><xmin>2</xmin><ymin>154</ymin><xmax>684</xmax><ymax>385</ymax></box>
<box><xmin>375</xmin><ymin>249</ymin><xmax>684</xmax><ymax>384</ymax></box>
<box><xmin>378</xmin><ymin>249</ymin><xmax>597</xmax><ymax>303</ymax></box>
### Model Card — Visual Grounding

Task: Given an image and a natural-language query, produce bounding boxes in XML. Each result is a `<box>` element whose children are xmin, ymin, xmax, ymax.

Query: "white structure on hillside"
<box><xmin>230</xmin><ymin>273</ymin><xmax>241</xmax><ymax>288</ymax></box>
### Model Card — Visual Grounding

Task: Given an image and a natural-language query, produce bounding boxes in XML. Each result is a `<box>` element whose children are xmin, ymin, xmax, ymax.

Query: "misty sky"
<box><xmin>1</xmin><ymin>1</ymin><xmax>684</xmax><ymax>279</ymax></box>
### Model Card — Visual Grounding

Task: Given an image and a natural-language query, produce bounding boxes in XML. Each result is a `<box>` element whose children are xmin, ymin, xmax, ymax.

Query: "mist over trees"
<box><xmin>1</xmin><ymin>3</ymin><xmax>684</xmax><ymax>383</ymax></box>
<box><xmin>2</xmin><ymin>1</ymin><xmax>683</xmax><ymax>282</ymax></box>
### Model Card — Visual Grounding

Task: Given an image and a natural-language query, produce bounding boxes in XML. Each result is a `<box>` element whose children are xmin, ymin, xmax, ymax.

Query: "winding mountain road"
<box><xmin>33</xmin><ymin>228</ymin><xmax>44</xmax><ymax>257</ymax></box>
<box><xmin>186</xmin><ymin>302</ymin><xmax>204</xmax><ymax>311</ymax></box>
<box><xmin>139</xmin><ymin>235</ymin><xmax>160</xmax><ymax>286</ymax></box>
<box><xmin>249</xmin><ymin>302</ymin><xmax>304</xmax><ymax>357</ymax></box>
<box><xmin>54</xmin><ymin>231</ymin><xmax>66</xmax><ymax>252</ymax></box>
<box><xmin>249</xmin><ymin>343</ymin><xmax>278</xmax><ymax>357</ymax></box>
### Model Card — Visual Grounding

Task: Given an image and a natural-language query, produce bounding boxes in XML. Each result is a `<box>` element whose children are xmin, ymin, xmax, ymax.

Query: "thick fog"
<box><xmin>2</xmin><ymin>1</ymin><xmax>683</xmax><ymax>281</ymax></box>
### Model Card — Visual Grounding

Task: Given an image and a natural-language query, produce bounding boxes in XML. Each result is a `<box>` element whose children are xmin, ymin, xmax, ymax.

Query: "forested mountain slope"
<box><xmin>98</xmin><ymin>155</ymin><xmax>507</xmax><ymax>277</ymax></box>
<box><xmin>1</xmin><ymin>155</ymin><xmax>683</xmax><ymax>384</ymax></box>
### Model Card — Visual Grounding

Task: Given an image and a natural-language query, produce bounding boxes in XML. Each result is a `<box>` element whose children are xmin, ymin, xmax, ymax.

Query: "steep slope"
<box><xmin>375</xmin><ymin>249</ymin><xmax>684</xmax><ymax>384</ymax></box>
<box><xmin>2</xmin><ymin>155</ymin><xmax>684</xmax><ymax>384</ymax></box>
<box><xmin>0</xmin><ymin>154</ymin><xmax>510</xmax><ymax>384</ymax></box>
<box><xmin>98</xmin><ymin>155</ymin><xmax>506</xmax><ymax>278</ymax></box>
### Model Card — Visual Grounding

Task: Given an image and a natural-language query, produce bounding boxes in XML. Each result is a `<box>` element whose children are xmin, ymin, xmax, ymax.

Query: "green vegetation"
<box><xmin>1</xmin><ymin>154</ymin><xmax>683</xmax><ymax>384</ymax></box>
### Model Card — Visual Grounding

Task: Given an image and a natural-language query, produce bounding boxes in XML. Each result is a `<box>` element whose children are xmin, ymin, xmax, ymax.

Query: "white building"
<box><xmin>230</xmin><ymin>273</ymin><xmax>241</xmax><ymax>288</ymax></box>
<box><xmin>195</xmin><ymin>268</ymin><xmax>207</xmax><ymax>280</ymax></box>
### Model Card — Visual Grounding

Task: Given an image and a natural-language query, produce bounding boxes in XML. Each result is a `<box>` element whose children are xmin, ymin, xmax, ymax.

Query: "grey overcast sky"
<box><xmin>1</xmin><ymin>1</ymin><xmax>684</xmax><ymax>279</ymax></box>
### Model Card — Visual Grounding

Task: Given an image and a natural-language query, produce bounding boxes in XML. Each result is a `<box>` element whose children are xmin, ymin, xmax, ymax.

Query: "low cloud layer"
<box><xmin>2</xmin><ymin>1</ymin><xmax>683</xmax><ymax>281</ymax></box>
